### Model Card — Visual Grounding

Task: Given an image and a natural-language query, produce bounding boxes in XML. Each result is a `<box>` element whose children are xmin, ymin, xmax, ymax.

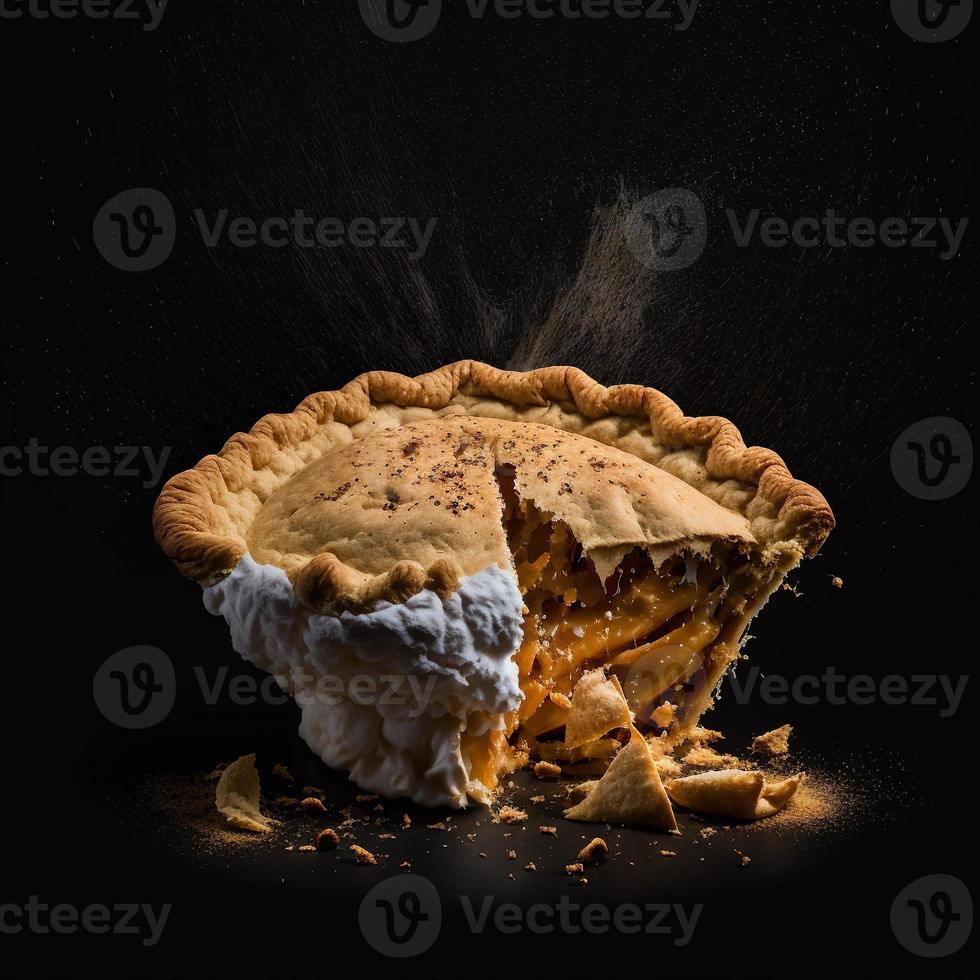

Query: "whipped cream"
<box><xmin>203</xmin><ymin>554</ymin><xmax>524</xmax><ymax>807</ymax></box>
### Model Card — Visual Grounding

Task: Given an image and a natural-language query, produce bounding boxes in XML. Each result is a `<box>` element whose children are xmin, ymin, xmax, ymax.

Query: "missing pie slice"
<box><xmin>154</xmin><ymin>361</ymin><xmax>833</xmax><ymax>808</ymax></box>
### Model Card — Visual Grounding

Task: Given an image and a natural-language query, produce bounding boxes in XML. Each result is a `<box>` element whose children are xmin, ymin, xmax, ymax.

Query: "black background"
<box><xmin>1</xmin><ymin>1</ymin><xmax>976</xmax><ymax>975</ymax></box>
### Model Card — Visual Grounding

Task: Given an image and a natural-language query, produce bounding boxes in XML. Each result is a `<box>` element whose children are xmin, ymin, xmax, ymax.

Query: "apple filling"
<box><xmin>461</xmin><ymin>467</ymin><xmax>782</xmax><ymax>794</ymax></box>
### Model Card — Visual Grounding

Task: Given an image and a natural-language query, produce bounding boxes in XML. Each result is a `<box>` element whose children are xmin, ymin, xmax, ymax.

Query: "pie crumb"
<box><xmin>533</xmin><ymin>761</ymin><xmax>562</xmax><ymax>780</ymax></box>
<box><xmin>298</xmin><ymin>844</ymin><xmax>316</xmax><ymax>852</ymax></box>
<box><xmin>751</xmin><ymin>724</ymin><xmax>792</xmax><ymax>757</ymax></box>
<box><xmin>498</xmin><ymin>806</ymin><xmax>528</xmax><ymax>824</ymax></box>
<box><xmin>271</xmin><ymin>764</ymin><xmax>294</xmax><ymax>781</ymax></box>
<box><xmin>506</xmin><ymin>849</ymin><xmax>518</xmax><ymax>860</ymax></box>
<box><xmin>351</xmin><ymin>845</ymin><xmax>377</xmax><ymax>865</ymax></box>
<box><xmin>315</xmin><ymin>828</ymin><xmax>339</xmax><ymax>851</ymax></box>
<box><xmin>831</xmin><ymin>576</ymin><xmax>843</xmax><ymax>588</ymax></box>
<box><xmin>300</xmin><ymin>797</ymin><xmax>327</xmax><ymax>813</ymax></box>
<box><xmin>577</xmin><ymin>837</ymin><xmax>608</xmax><ymax>865</ymax></box>
<box><xmin>538</xmin><ymin>825</ymin><xmax>558</xmax><ymax>836</ymax></box>
<box><xmin>524</xmin><ymin>862</ymin><xmax>537</xmax><ymax>872</ymax></box>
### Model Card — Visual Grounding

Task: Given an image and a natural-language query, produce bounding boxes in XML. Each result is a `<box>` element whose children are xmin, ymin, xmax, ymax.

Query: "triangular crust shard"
<box><xmin>563</xmin><ymin>731</ymin><xmax>677</xmax><ymax>832</ymax></box>
<box><xmin>563</xmin><ymin>669</ymin><xmax>634</xmax><ymax>749</ymax></box>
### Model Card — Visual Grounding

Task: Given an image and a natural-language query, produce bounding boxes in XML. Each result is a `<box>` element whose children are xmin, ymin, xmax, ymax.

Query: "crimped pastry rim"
<box><xmin>152</xmin><ymin>360</ymin><xmax>834</xmax><ymax>601</ymax></box>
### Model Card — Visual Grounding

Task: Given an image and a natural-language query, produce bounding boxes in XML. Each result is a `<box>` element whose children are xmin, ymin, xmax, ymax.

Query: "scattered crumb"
<box><xmin>538</xmin><ymin>825</ymin><xmax>558</xmax><ymax>836</ymax></box>
<box><xmin>752</xmin><ymin>724</ymin><xmax>792</xmax><ymax>757</ymax></box>
<box><xmin>498</xmin><ymin>806</ymin><xmax>528</xmax><ymax>824</ymax></box>
<box><xmin>687</xmin><ymin>728</ymin><xmax>723</xmax><ymax>744</ymax></box>
<box><xmin>401</xmin><ymin>814</ymin><xmax>411</xmax><ymax>829</ymax></box>
<box><xmin>315</xmin><ymin>828</ymin><xmax>339</xmax><ymax>851</ymax></box>
<box><xmin>356</xmin><ymin>794</ymin><xmax>379</xmax><ymax>803</ymax></box>
<box><xmin>533</xmin><ymin>761</ymin><xmax>562</xmax><ymax>780</ymax></box>
<box><xmin>574</xmin><ymin>877</ymin><xmax>588</xmax><ymax>887</ymax></box>
<box><xmin>378</xmin><ymin>833</ymin><xmax>397</xmax><ymax>840</ymax></box>
<box><xmin>577</xmin><ymin>837</ymin><xmax>608</xmax><ymax>865</ymax></box>
<box><xmin>524</xmin><ymin>862</ymin><xmax>537</xmax><ymax>872</ymax></box>
<box><xmin>565</xmin><ymin>862</ymin><xmax>585</xmax><ymax>875</ymax></box>
<box><xmin>297</xmin><ymin>844</ymin><xmax>316</xmax><ymax>853</ymax></box>
<box><xmin>831</xmin><ymin>576</ymin><xmax>843</xmax><ymax>588</ymax></box>
<box><xmin>530</xmin><ymin>795</ymin><xmax>546</xmax><ymax>804</ymax></box>
<box><xmin>682</xmin><ymin>745</ymin><xmax>740</xmax><ymax>769</ymax></box>
<box><xmin>351</xmin><ymin>845</ymin><xmax>377</xmax><ymax>865</ymax></box>
<box><xmin>651</xmin><ymin>702</ymin><xmax>677</xmax><ymax>729</ymax></box>
<box><xmin>299</xmin><ymin>797</ymin><xmax>327</xmax><ymax>813</ymax></box>
<box><xmin>399</xmin><ymin>860</ymin><xmax>411</xmax><ymax>869</ymax></box>
<box><xmin>506</xmin><ymin>850</ymin><xmax>518</xmax><ymax>861</ymax></box>
<box><xmin>699</xmin><ymin>827</ymin><xmax>717</xmax><ymax>839</ymax></box>
<box><xmin>426</xmin><ymin>822</ymin><xmax>448</xmax><ymax>831</ymax></box>
<box><xmin>271</xmin><ymin>764</ymin><xmax>293</xmax><ymax>781</ymax></box>
<box><xmin>479</xmin><ymin>852</ymin><xmax>487</xmax><ymax>859</ymax></box>
<box><xmin>736</xmin><ymin>851</ymin><xmax>751</xmax><ymax>868</ymax></box>
<box><xmin>659</xmin><ymin>850</ymin><xmax>677</xmax><ymax>857</ymax></box>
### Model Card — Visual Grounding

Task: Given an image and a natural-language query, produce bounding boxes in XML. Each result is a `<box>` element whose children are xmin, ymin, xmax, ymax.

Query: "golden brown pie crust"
<box><xmin>153</xmin><ymin>361</ymin><xmax>834</xmax><ymax>610</ymax></box>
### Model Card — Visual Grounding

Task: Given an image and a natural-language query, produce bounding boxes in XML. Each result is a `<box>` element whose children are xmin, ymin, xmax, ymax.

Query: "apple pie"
<box><xmin>154</xmin><ymin>361</ymin><xmax>833</xmax><ymax>807</ymax></box>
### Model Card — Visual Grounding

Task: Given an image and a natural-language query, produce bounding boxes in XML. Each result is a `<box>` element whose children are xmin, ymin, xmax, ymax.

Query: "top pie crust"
<box><xmin>154</xmin><ymin>360</ymin><xmax>834</xmax><ymax>611</ymax></box>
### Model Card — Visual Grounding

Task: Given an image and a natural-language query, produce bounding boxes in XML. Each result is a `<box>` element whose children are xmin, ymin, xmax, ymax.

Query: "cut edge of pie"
<box><xmin>154</xmin><ymin>361</ymin><xmax>834</xmax><ymax>806</ymax></box>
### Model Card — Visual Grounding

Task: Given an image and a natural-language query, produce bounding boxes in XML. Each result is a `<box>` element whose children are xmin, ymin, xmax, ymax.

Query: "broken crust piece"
<box><xmin>666</xmin><ymin>769</ymin><xmax>803</xmax><ymax>820</ymax></box>
<box><xmin>682</xmin><ymin>745</ymin><xmax>740</xmax><ymax>769</ymax></box>
<box><xmin>564</xmin><ymin>670</ymin><xmax>633</xmax><ymax>749</ymax></box>
<box><xmin>155</xmin><ymin>362</ymin><xmax>834</xmax><ymax>809</ymax></box>
<box><xmin>564</xmin><ymin>732</ymin><xmax>677</xmax><ymax>832</ymax></box>
<box><xmin>751</xmin><ymin>724</ymin><xmax>792</xmax><ymax>757</ymax></box>
<box><xmin>215</xmin><ymin>754</ymin><xmax>278</xmax><ymax>833</ymax></box>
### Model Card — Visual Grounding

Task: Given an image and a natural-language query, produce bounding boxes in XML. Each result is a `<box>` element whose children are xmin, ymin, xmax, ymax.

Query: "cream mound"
<box><xmin>204</xmin><ymin>554</ymin><xmax>524</xmax><ymax>808</ymax></box>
